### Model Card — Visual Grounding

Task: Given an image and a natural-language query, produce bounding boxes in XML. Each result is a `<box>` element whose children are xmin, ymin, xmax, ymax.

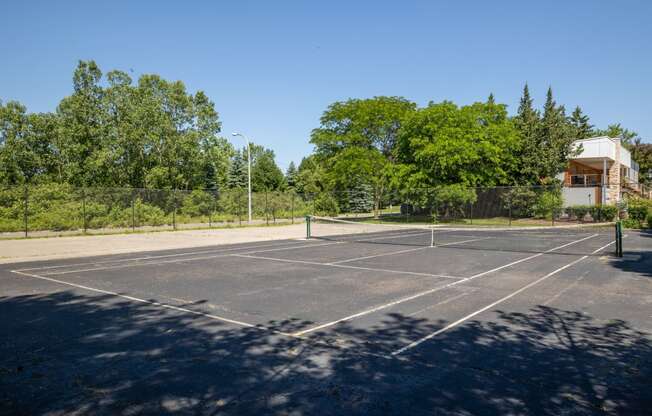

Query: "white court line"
<box><xmin>391</xmin><ymin>240</ymin><xmax>615</xmax><ymax>355</ymax></box>
<box><xmin>15</xmin><ymin>239</ymin><xmax>310</xmax><ymax>272</ymax></box>
<box><xmin>330</xmin><ymin>236</ymin><xmax>493</xmax><ymax>265</ymax></box>
<box><xmin>291</xmin><ymin>233</ymin><xmax>599</xmax><ymax>336</ymax></box>
<box><xmin>35</xmin><ymin>241</ymin><xmax>342</xmax><ymax>276</ymax></box>
<box><xmin>10</xmin><ymin>270</ymin><xmax>298</xmax><ymax>337</ymax></box>
<box><xmin>330</xmin><ymin>246</ymin><xmax>429</xmax><ymax>265</ymax></box>
<box><xmin>231</xmin><ymin>254</ymin><xmax>464</xmax><ymax>280</ymax></box>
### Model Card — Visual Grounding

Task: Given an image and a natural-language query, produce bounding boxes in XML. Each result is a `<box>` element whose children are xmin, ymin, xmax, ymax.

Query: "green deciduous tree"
<box><xmin>311</xmin><ymin>96</ymin><xmax>416</xmax><ymax>160</ymax></box>
<box><xmin>393</xmin><ymin>100</ymin><xmax>520</xmax><ymax>189</ymax></box>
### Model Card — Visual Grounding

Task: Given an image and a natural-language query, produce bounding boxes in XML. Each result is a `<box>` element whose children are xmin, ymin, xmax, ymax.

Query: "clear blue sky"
<box><xmin>2</xmin><ymin>0</ymin><xmax>650</xmax><ymax>171</ymax></box>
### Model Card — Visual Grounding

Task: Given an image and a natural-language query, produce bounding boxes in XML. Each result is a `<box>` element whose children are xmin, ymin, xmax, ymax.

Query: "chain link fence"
<box><xmin>0</xmin><ymin>183</ymin><xmax>647</xmax><ymax>238</ymax></box>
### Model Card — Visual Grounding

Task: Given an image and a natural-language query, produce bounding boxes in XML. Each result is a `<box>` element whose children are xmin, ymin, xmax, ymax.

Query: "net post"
<box><xmin>305</xmin><ymin>215</ymin><xmax>311</xmax><ymax>239</ymax></box>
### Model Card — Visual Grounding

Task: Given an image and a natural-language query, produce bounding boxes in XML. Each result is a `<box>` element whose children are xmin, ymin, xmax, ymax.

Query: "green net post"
<box><xmin>306</xmin><ymin>215</ymin><xmax>311</xmax><ymax>239</ymax></box>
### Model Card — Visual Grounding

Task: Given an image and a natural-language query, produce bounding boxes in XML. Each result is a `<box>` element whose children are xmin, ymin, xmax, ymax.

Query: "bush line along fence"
<box><xmin>0</xmin><ymin>184</ymin><xmax>639</xmax><ymax>238</ymax></box>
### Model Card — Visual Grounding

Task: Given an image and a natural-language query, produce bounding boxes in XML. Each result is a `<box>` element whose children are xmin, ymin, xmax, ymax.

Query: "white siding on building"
<box><xmin>562</xmin><ymin>187</ymin><xmax>599</xmax><ymax>206</ymax></box>
<box><xmin>573</xmin><ymin>137</ymin><xmax>616</xmax><ymax>160</ymax></box>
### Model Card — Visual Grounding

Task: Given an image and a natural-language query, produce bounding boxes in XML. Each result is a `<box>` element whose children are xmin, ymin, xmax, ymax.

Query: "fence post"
<box><xmin>131</xmin><ymin>190</ymin><xmax>136</xmax><ymax>231</ymax></box>
<box><xmin>23</xmin><ymin>184</ymin><xmax>29</xmax><ymax>238</ymax></box>
<box><xmin>82</xmin><ymin>188</ymin><xmax>87</xmax><ymax>234</ymax></box>
<box><xmin>469</xmin><ymin>201</ymin><xmax>474</xmax><ymax>225</ymax></box>
<box><xmin>265</xmin><ymin>190</ymin><xmax>269</xmax><ymax>226</ymax></box>
<box><xmin>172</xmin><ymin>189</ymin><xmax>177</xmax><ymax>230</ymax></box>
<box><xmin>508</xmin><ymin>195</ymin><xmax>512</xmax><ymax>226</ymax></box>
<box><xmin>209</xmin><ymin>191</ymin><xmax>214</xmax><ymax>228</ymax></box>
<box><xmin>291</xmin><ymin>193</ymin><xmax>295</xmax><ymax>224</ymax></box>
<box><xmin>237</xmin><ymin>190</ymin><xmax>242</xmax><ymax>226</ymax></box>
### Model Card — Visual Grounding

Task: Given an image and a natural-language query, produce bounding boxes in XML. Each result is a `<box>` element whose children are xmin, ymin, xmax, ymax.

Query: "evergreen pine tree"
<box><xmin>540</xmin><ymin>87</ymin><xmax>575</xmax><ymax>180</ymax></box>
<box><xmin>286</xmin><ymin>161</ymin><xmax>297</xmax><ymax>189</ymax></box>
<box><xmin>227</xmin><ymin>151</ymin><xmax>248</xmax><ymax>189</ymax></box>
<box><xmin>569</xmin><ymin>106</ymin><xmax>593</xmax><ymax>139</ymax></box>
<box><xmin>348</xmin><ymin>182</ymin><xmax>374</xmax><ymax>213</ymax></box>
<box><xmin>514</xmin><ymin>83</ymin><xmax>541</xmax><ymax>184</ymax></box>
<box><xmin>487</xmin><ymin>93</ymin><xmax>496</xmax><ymax>105</ymax></box>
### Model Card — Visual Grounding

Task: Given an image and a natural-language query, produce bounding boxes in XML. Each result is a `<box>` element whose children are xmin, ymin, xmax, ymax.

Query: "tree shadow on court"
<box><xmin>609</xmin><ymin>230</ymin><xmax>652</xmax><ymax>279</ymax></box>
<box><xmin>1</xmin><ymin>291</ymin><xmax>650</xmax><ymax>416</ymax></box>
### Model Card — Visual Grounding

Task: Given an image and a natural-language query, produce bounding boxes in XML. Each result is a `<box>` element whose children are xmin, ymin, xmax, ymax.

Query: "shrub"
<box><xmin>434</xmin><ymin>185</ymin><xmax>477</xmax><ymax>220</ymax></box>
<box><xmin>502</xmin><ymin>187</ymin><xmax>537</xmax><ymax>218</ymax></box>
<box><xmin>180</xmin><ymin>189</ymin><xmax>214</xmax><ymax>217</ymax></box>
<box><xmin>568</xmin><ymin>205</ymin><xmax>591</xmax><ymax>220</ymax></box>
<box><xmin>628</xmin><ymin>205</ymin><xmax>648</xmax><ymax>222</ymax></box>
<box><xmin>535</xmin><ymin>191</ymin><xmax>563</xmax><ymax>219</ymax></box>
<box><xmin>622</xmin><ymin>218</ymin><xmax>642</xmax><ymax>229</ymax></box>
<box><xmin>596</xmin><ymin>205</ymin><xmax>617</xmax><ymax>222</ymax></box>
<box><xmin>648</xmin><ymin>213</ymin><xmax>652</xmax><ymax>229</ymax></box>
<box><xmin>313</xmin><ymin>193</ymin><xmax>339</xmax><ymax>216</ymax></box>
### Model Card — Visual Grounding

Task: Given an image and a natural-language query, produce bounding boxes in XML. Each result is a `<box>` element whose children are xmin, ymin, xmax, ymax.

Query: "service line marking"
<box><xmin>391</xmin><ymin>239</ymin><xmax>615</xmax><ymax>355</ymax></box>
<box><xmin>329</xmin><ymin>237</ymin><xmax>493</xmax><ymax>265</ymax></box>
<box><xmin>231</xmin><ymin>254</ymin><xmax>463</xmax><ymax>280</ymax></box>
<box><xmin>292</xmin><ymin>233</ymin><xmax>599</xmax><ymax>336</ymax></box>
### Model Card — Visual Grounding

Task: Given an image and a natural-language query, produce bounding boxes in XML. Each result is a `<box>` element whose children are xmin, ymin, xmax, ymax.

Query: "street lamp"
<box><xmin>232</xmin><ymin>132</ymin><xmax>252</xmax><ymax>223</ymax></box>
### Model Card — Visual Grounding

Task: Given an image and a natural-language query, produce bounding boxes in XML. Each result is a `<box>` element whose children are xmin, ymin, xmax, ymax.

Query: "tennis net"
<box><xmin>307</xmin><ymin>215</ymin><xmax>619</xmax><ymax>256</ymax></box>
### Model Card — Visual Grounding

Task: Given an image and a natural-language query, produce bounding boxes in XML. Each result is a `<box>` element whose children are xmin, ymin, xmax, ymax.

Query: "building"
<box><xmin>558</xmin><ymin>136</ymin><xmax>642</xmax><ymax>206</ymax></box>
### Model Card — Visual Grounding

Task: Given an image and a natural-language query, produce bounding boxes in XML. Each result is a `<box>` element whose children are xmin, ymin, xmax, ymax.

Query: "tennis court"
<box><xmin>1</xmin><ymin>221</ymin><xmax>651</xmax><ymax>415</ymax></box>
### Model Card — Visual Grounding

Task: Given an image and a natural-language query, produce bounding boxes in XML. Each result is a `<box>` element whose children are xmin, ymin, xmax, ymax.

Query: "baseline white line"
<box><xmin>292</xmin><ymin>233</ymin><xmax>599</xmax><ymax>336</ymax></box>
<box><xmin>391</xmin><ymin>240</ymin><xmax>615</xmax><ymax>355</ymax></box>
<box><xmin>36</xmin><ymin>241</ymin><xmax>342</xmax><ymax>276</ymax></box>
<box><xmin>10</xmin><ymin>270</ymin><xmax>297</xmax><ymax>338</ymax></box>
<box><xmin>15</xmin><ymin>239</ymin><xmax>310</xmax><ymax>272</ymax></box>
<box><xmin>231</xmin><ymin>254</ymin><xmax>463</xmax><ymax>280</ymax></box>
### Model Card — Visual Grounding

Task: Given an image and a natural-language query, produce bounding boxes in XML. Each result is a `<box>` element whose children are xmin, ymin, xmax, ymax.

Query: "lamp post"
<box><xmin>232</xmin><ymin>132</ymin><xmax>252</xmax><ymax>223</ymax></box>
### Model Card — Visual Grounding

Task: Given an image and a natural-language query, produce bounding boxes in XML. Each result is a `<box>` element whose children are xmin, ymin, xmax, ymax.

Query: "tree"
<box><xmin>295</xmin><ymin>156</ymin><xmax>326</xmax><ymax>195</ymax></box>
<box><xmin>513</xmin><ymin>84</ymin><xmax>541</xmax><ymax>184</ymax></box>
<box><xmin>631</xmin><ymin>138</ymin><xmax>652</xmax><ymax>183</ymax></box>
<box><xmin>539</xmin><ymin>87</ymin><xmax>576</xmax><ymax>179</ymax></box>
<box><xmin>593</xmin><ymin>123</ymin><xmax>638</xmax><ymax>146</ymax></box>
<box><xmin>514</xmin><ymin>86</ymin><xmax>577</xmax><ymax>183</ymax></box>
<box><xmin>569</xmin><ymin>106</ymin><xmax>593</xmax><ymax>140</ymax></box>
<box><xmin>227</xmin><ymin>150</ymin><xmax>248</xmax><ymax>189</ymax></box>
<box><xmin>393</xmin><ymin>100</ymin><xmax>521</xmax><ymax>189</ymax></box>
<box><xmin>325</xmin><ymin>146</ymin><xmax>388</xmax><ymax>214</ymax></box>
<box><xmin>311</xmin><ymin>96</ymin><xmax>416</xmax><ymax>161</ymax></box>
<box><xmin>251</xmin><ymin>149</ymin><xmax>285</xmax><ymax>191</ymax></box>
<box><xmin>285</xmin><ymin>162</ymin><xmax>298</xmax><ymax>189</ymax></box>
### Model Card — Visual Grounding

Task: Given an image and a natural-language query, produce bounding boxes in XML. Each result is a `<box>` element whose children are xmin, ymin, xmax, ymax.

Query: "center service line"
<box><xmin>292</xmin><ymin>233</ymin><xmax>598</xmax><ymax>336</ymax></box>
<box><xmin>391</xmin><ymin>239</ymin><xmax>615</xmax><ymax>355</ymax></box>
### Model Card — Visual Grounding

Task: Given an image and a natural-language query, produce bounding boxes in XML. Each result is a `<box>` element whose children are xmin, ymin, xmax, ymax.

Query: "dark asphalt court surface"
<box><xmin>1</xmin><ymin>227</ymin><xmax>651</xmax><ymax>415</ymax></box>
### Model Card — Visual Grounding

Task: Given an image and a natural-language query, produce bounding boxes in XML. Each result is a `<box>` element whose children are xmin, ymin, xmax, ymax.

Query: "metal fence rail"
<box><xmin>0</xmin><ymin>183</ymin><xmax>648</xmax><ymax>238</ymax></box>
